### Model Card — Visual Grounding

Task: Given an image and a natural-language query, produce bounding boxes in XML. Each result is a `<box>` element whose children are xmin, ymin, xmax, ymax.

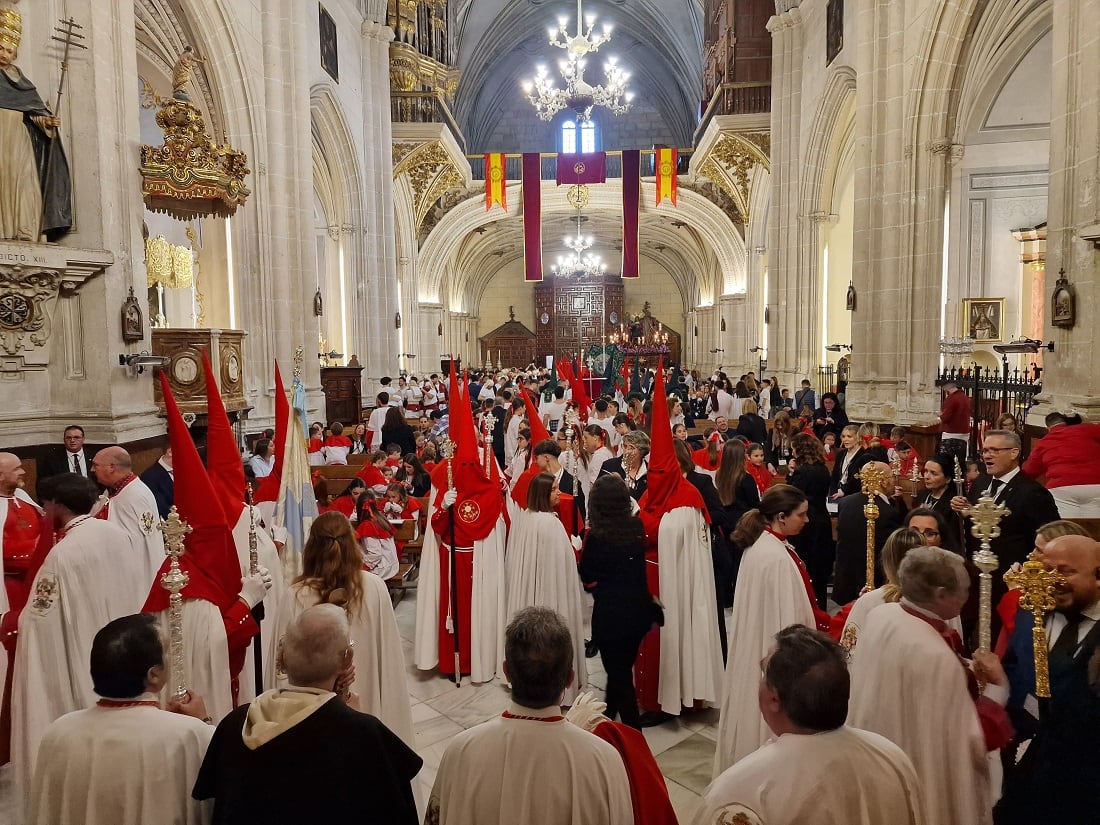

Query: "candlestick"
<box><xmin>858</xmin><ymin>463</ymin><xmax>891</xmax><ymax>593</ymax></box>
<box><xmin>965</xmin><ymin>494</ymin><xmax>1010</xmax><ymax>652</ymax></box>
<box><xmin>157</xmin><ymin>506</ymin><xmax>192</xmax><ymax>701</ymax></box>
<box><xmin>953</xmin><ymin>455</ymin><xmax>966</xmax><ymax>498</ymax></box>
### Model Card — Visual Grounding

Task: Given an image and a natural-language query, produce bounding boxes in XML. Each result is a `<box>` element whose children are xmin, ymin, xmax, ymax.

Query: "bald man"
<box><xmin>89</xmin><ymin>447</ymin><xmax>161</xmax><ymax>588</ymax></box>
<box><xmin>833</xmin><ymin>461</ymin><xmax>903</xmax><ymax>605</ymax></box>
<box><xmin>995</xmin><ymin>534</ymin><xmax>1100</xmax><ymax>824</ymax></box>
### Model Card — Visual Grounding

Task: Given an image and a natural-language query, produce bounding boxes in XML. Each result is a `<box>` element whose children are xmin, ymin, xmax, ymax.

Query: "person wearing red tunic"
<box><xmin>416</xmin><ymin>365</ymin><xmax>506</xmax><ymax>682</ymax></box>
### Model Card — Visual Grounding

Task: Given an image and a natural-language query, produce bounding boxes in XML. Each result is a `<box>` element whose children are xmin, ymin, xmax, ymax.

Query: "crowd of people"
<box><xmin>0</xmin><ymin>358</ymin><xmax>1096</xmax><ymax>824</ymax></box>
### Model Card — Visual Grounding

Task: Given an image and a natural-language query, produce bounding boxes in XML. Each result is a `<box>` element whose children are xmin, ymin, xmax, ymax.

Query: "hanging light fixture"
<box><xmin>521</xmin><ymin>0</ymin><xmax>633</xmax><ymax>122</ymax></box>
<box><xmin>552</xmin><ymin>213</ymin><xmax>606</xmax><ymax>276</ymax></box>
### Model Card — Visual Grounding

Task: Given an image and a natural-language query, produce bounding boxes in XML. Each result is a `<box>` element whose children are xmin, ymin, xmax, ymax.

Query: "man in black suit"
<box><xmin>951</xmin><ymin>430</ymin><xmax>1060</xmax><ymax>568</ymax></box>
<box><xmin>531</xmin><ymin>437</ymin><xmax>585</xmax><ymax>522</ymax></box>
<box><xmin>951</xmin><ymin>429</ymin><xmax>1060</xmax><ymax>637</ymax></box>
<box><xmin>138</xmin><ymin>443</ymin><xmax>174</xmax><ymax>519</ymax></box>
<box><xmin>994</xmin><ymin>535</ymin><xmax>1100</xmax><ymax>824</ymax></box>
<box><xmin>832</xmin><ymin>461</ymin><xmax>903</xmax><ymax>605</ymax></box>
<box><xmin>37</xmin><ymin>424</ymin><xmax>93</xmax><ymax>496</ymax></box>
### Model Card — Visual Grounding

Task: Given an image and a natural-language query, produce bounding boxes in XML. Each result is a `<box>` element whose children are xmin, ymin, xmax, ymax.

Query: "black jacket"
<box><xmin>833</xmin><ymin>493</ymin><xmax>902</xmax><ymax>605</ymax></box>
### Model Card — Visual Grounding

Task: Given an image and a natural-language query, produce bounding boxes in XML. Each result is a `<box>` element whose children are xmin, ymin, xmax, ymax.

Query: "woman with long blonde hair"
<box><xmin>278</xmin><ymin>511</ymin><xmax>413</xmax><ymax>746</ymax></box>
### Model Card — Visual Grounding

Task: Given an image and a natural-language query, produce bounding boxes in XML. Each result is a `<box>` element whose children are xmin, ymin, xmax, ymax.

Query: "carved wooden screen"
<box><xmin>533</xmin><ymin>276</ymin><xmax>624</xmax><ymax>364</ymax></box>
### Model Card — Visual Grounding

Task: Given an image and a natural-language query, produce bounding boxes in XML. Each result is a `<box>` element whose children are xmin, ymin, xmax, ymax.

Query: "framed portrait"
<box><xmin>1051</xmin><ymin>274</ymin><xmax>1076</xmax><ymax>328</ymax></box>
<box><xmin>962</xmin><ymin>298</ymin><xmax>1005</xmax><ymax>343</ymax></box>
<box><xmin>319</xmin><ymin>4</ymin><xmax>338</xmax><ymax>83</ymax></box>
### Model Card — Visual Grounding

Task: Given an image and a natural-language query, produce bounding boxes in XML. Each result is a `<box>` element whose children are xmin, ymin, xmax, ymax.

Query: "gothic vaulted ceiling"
<box><xmin>451</xmin><ymin>0</ymin><xmax>704</xmax><ymax>150</ymax></box>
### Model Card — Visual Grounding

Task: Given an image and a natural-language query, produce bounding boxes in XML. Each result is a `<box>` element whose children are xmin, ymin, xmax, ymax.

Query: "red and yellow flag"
<box><xmin>655</xmin><ymin>147</ymin><xmax>677</xmax><ymax>206</ymax></box>
<box><xmin>485</xmin><ymin>153</ymin><xmax>507</xmax><ymax>211</ymax></box>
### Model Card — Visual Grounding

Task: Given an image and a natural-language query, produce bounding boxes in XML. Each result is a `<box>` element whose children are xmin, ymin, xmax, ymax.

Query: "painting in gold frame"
<box><xmin>962</xmin><ymin>298</ymin><xmax>1005</xmax><ymax>343</ymax></box>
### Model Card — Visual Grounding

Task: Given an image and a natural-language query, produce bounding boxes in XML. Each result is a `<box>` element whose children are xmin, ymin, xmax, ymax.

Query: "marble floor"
<box><xmin>395</xmin><ymin>589</ymin><xmax>718</xmax><ymax>823</ymax></box>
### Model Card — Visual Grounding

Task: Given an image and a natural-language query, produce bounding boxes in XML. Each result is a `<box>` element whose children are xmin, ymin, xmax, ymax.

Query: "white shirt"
<box><xmin>1046</xmin><ymin>599</ymin><xmax>1100</xmax><ymax>649</ymax></box>
<box><xmin>249</xmin><ymin>454</ymin><xmax>274</xmax><ymax>478</ymax></box>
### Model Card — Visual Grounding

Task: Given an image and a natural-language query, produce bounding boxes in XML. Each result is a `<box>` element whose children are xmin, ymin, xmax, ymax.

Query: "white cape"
<box><xmin>105</xmin><ymin>478</ymin><xmax>164</xmax><ymax>589</ymax></box>
<box><xmin>657</xmin><ymin>506</ymin><xmax>723</xmax><ymax>715</ymax></box>
<box><xmin>848</xmin><ymin>603</ymin><xmax>991</xmax><ymax>825</ymax></box>
<box><xmin>27</xmin><ymin>703</ymin><xmax>213</xmax><ymax>825</ymax></box>
<box><xmin>713</xmin><ymin>531</ymin><xmax>814</xmax><ymax>776</ymax></box>
<box><xmin>504</xmin><ymin>509</ymin><xmax>587</xmax><ymax>700</ymax></box>
<box><xmin>12</xmin><ymin>518</ymin><xmax>147</xmax><ymax>807</ymax></box>
<box><xmin>414</xmin><ymin>489</ymin><xmax>508</xmax><ymax>683</ymax></box>
<box><xmin>279</xmin><ymin>571</ymin><xmax>414</xmax><ymax>747</ymax></box>
<box><xmin>157</xmin><ymin>599</ymin><xmax>233</xmax><ymax>723</ymax></box>
<box><xmin>696</xmin><ymin>726</ymin><xmax>926</xmax><ymax>825</ymax></box>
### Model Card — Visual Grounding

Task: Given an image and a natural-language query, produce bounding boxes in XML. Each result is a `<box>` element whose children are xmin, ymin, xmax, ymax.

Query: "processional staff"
<box><xmin>440</xmin><ymin>438</ymin><xmax>461</xmax><ymax>688</ymax></box>
<box><xmin>563</xmin><ymin>406</ymin><xmax>583</xmax><ymax>535</ymax></box>
<box><xmin>1004</xmin><ymin>551</ymin><xmax>1063</xmax><ymax>698</ymax></box>
<box><xmin>858</xmin><ymin>463</ymin><xmax>890</xmax><ymax>593</ymax></box>
<box><xmin>246</xmin><ymin>486</ymin><xmax>265</xmax><ymax>692</ymax></box>
<box><xmin>42</xmin><ymin>17</ymin><xmax>85</xmax><ymax>226</ymax></box>
<box><xmin>964</xmin><ymin>494</ymin><xmax>1010</xmax><ymax>652</ymax></box>
<box><xmin>157</xmin><ymin>506</ymin><xmax>192</xmax><ymax>701</ymax></box>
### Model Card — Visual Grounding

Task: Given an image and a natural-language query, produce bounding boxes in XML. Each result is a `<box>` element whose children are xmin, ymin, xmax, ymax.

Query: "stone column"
<box><xmin>766</xmin><ymin>8</ymin><xmax>813</xmax><ymax>385</ymax></box>
<box><xmin>1032</xmin><ymin>0</ymin><xmax>1100</xmax><ymax>419</ymax></box>
<box><xmin>360</xmin><ymin>21</ymin><xmax>400</xmax><ymax>381</ymax></box>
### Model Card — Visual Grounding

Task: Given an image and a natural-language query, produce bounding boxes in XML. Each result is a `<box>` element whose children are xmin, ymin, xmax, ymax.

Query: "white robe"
<box><xmin>657</xmin><ymin>506</ymin><xmax>724</xmax><ymax>715</ymax></box>
<box><xmin>158</xmin><ymin>599</ymin><xmax>234</xmax><ymax>724</ymax></box>
<box><xmin>425</xmin><ymin>703</ymin><xmax>634</xmax><ymax>825</ymax></box>
<box><xmin>842</xmin><ymin>587</ymin><xmax>964</xmax><ymax>652</ymax></box>
<box><xmin>278</xmin><ymin>571</ymin><xmax>414</xmax><ymax>747</ymax></box>
<box><xmin>713</xmin><ymin>531</ymin><xmax>814</xmax><ymax>776</ymax></box>
<box><xmin>27</xmin><ymin>702</ymin><xmax>213</xmax><ymax>825</ymax></box>
<box><xmin>414</xmin><ymin>489</ymin><xmax>508</xmax><ymax>683</ymax></box>
<box><xmin>695</xmin><ymin>726</ymin><xmax>926</xmax><ymax>825</ymax></box>
<box><xmin>848</xmin><ymin>603</ymin><xmax>991</xmax><ymax>825</ymax></box>
<box><xmin>230</xmin><ymin>505</ymin><xmax>285</xmax><ymax>700</ymax></box>
<box><xmin>104</xmin><ymin>477</ymin><xmax>163</xmax><ymax>589</ymax></box>
<box><xmin>11</xmin><ymin>517</ymin><xmax>147</xmax><ymax>806</ymax></box>
<box><xmin>504</xmin><ymin>510</ymin><xmax>587</xmax><ymax>700</ymax></box>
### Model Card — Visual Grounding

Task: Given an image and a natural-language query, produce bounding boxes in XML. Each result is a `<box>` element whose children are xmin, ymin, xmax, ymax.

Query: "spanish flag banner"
<box><xmin>655</xmin><ymin>147</ymin><xmax>677</xmax><ymax>206</ymax></box>
<box><xmin>485</xmin><ymin>153</ymin><xmax>507</xmax><ymax>211</ymax></box>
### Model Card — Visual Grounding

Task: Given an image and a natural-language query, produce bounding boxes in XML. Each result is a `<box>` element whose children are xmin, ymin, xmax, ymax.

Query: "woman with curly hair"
<box><xmin>278</xmin><ymin>511</ymin><xmax>412</xmax><ymax>745</ymax></box>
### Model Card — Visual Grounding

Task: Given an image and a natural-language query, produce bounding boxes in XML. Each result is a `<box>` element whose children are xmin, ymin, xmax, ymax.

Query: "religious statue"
<box><xmin>171</xmin><ymin>45</ymin><xmax>204</xmax><ymax>101</ymax></box>
<box><xmin>0</xmin><ymin>3</ymin><xmax>73</xmax><ymax>242</ymax></box>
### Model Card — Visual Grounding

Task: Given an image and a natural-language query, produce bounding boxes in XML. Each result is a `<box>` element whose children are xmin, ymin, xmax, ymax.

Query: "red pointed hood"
<box><xmin>519</xmin><ymin>383</ymin><xmax>551</xmax><ymax>444</ymax></box>
<box><xmin>568</xmin><ymin>371</ymin><xmax>592</xmax><ymax>422</ymax></box>
<box><xmin>203</xmin><ymin>353</ymin><xmax>246</xmax><ymax>522</ymax></box>
<box><xmin>638</xmin><ymin>360</ymin><xmax>705</xmax><ymax>536</ymax></box>
<box><xmin>429</xmin><ymin>360</ymin><xmax>502</xmax><ymax>541</ymax></box>
<box><xmin>144</xmin><ymin>373</ymin><xmax>243</xmax><ymax>613</ymax></box>
<box><xmin>253</xmin><ymin>362</ymin><xmax>288</xmax><ymax>503</ymax></box>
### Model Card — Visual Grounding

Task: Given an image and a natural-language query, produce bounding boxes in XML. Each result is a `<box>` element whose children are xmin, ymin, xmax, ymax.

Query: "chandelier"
<box><xmin>552</xmin><ymin>213</ymin><xmax>606</xmax><ymax>276</ymax></box>
<box><xmin>521</xmin><ymin>0</ymin><xmax>632</xmax><ymax>122</ymax></box>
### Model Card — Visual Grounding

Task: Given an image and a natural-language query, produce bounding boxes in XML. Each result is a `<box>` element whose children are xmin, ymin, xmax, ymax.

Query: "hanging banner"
<box><xmin>655</xmin><ymin>147</ymin><xmax>677</xmax><ymax>206</ymax></box>
<box><xmin>522</xmin><ymin>153</ymin><xmax>542</xmax><ymax>282</ymax></box>
<box><xmin>622</xmin><ymin>149</ymin><xmax>640</xmax><ymax>279</ymax></box>
<box><xmin>485</xmin><ymin>153</ymin><xmax>507</xmax><ymax>211</ymax></box>
<box><xmin>556</xmin><ymin>152</ymin><xmax>607</xmax><ymax>186</ymax></box>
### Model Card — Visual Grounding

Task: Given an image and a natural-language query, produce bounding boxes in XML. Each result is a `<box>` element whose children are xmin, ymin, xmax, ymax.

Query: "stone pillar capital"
<box><xmin>361</xmin><ymin>21</ymin><xmax>395</xmax><ymax>43</ymax></box>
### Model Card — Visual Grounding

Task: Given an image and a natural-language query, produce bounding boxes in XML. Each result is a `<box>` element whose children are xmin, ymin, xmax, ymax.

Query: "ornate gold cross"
<box><xmin>157</xmin><ymin>506</ymin><xmax>191</xmax><ymax>700</ymax></box>
<box><xmin>1004</xmin><ymin>550</ymin><xmax>1063</xmax><ymax>698</ymax></box>
<box><xmin>965</xmin><ymin>493</ymin><xmax>1010</xmax><ymax>652</ymax></box>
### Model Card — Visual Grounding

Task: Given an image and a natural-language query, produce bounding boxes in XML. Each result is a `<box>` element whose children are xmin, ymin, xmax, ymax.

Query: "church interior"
<box><xmin>1</xmin><ymin>0</ymin><xmax>1094</xmax><ymax>459</ymax></box>
<box><xmin>0</xmin><ymin>0</ymin><xmax>1098</xmax><ymax>820</ymax></box>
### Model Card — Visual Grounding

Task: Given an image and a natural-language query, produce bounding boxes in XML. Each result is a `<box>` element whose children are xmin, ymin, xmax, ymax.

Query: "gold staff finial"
<box><xmin>966</xmin><ymin>493</ymin><xmax>1010</xmax><ymax>652</ymax></box>
<box><xmin>858</xmin><ymin>462</ymin><xmax>891</xmax><ymax>593</ymax></box>
<box><xmin>293</xmin><ymin>345</ymin><xmax>304</xmax><ymax>379</ymax></box>
<box><xmin>1004</xmin><ymin>550</ymin><xmax>1062</xmax><ymax>697</ymax></box>
<box><xmin>440</xmin><ymin>438</ymin><xmax>456</xmax><ymax>491</ymax></box>
<box><xmin>157</xmin><ymin>506</ymin><xmax>192</xmax><ymax>701</ymax></box>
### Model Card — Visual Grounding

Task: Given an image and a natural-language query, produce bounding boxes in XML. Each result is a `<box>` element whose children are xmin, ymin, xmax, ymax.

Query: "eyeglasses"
<box><xmin>915</xmin><ymin>529</ymin><xmax>940</xmax><ymax>538</ymax></box>
<box><xmin>980</xmin><ymin>446</ymin><xmax>1016</xmax><ymax>454</ymax></box>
